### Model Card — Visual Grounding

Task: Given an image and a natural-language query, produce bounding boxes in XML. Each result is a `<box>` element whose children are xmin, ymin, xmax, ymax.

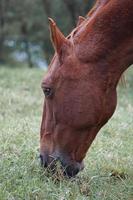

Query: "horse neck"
<box><xmin>74</xmin><ymin>0</ymin><xmax>133</xmax><ymax>86</ymax></box>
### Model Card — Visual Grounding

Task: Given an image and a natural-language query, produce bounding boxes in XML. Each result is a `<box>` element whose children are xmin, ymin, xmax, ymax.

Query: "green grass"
<box><xmin>0</xmin><ymin>66</ymin><xmax>133</xmax><ymax>200</ymax></box>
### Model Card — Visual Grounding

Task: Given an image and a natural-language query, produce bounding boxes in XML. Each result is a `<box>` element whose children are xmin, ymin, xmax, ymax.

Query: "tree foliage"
<box><xmin>0</xmin><ymin>0</ymin><xmax>95</xmax><ymax>66</ymax></box>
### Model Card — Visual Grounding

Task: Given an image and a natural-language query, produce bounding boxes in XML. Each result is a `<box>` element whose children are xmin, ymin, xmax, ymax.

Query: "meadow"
<box><xmin>0</xmin><ymin>66</ymin><xmax>133</xmax><ymax>200</ymax></box>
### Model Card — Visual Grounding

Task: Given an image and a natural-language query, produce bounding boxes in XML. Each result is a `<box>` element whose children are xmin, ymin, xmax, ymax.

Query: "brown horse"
<box><xmin>40</xmin><ymin>0</ymin><xmax>133</xmax><ymax>177</ymax></box>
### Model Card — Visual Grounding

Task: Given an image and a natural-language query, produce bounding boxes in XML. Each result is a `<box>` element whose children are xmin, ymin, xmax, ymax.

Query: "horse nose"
<box><xmin>40</xmin><ymin>153</ymin><xmax>84</xmax><ymax>177</ymax></box>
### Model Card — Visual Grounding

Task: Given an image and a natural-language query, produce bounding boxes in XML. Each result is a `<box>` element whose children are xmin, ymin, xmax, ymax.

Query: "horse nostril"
<box><xmin>39</xmin><ymin>154</ymin><xmax>43</xmax><ymax>166</ymax></box>
<box><xmin>39</xmin><ymin>154</ymin><xmax>48</xmax><ymax>168</ymax></box>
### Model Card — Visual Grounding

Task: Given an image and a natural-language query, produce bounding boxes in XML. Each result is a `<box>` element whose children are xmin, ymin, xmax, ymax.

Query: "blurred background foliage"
<box><xmin>0</xmin><ymin>0</ymin><xmax>95</xmax><ymax>68</ymax></box>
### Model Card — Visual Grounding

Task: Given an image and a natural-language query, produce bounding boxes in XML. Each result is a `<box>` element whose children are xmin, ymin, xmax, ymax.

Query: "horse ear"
<box><xmin>49</xmin><ymin>18</ymin><xmax>69</xmax><ymax>54</ymax></box>
<box><xmin>76</xmin><ymin>16</ymin><xmax>85</xmax><ymax>26</ymax></box>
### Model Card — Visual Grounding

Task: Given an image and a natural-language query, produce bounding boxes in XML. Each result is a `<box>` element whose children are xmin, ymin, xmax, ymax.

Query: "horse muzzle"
<box><xmin>39</xmin><ymin>152</ymin><xmax>84</xmax><ymax>178</ymax></box>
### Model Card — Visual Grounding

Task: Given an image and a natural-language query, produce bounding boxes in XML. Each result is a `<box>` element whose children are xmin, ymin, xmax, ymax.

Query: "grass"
<box><xmin>0</xmin><ymin>66</ymin><xmax>133</xmax><ymax>200</ymax></box>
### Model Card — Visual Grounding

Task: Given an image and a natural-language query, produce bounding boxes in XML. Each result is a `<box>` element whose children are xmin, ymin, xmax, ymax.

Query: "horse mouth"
<box><xmin>40</xmin><ymin>154</ymin><xmax>84</xmax><ymax>178</ymax></box>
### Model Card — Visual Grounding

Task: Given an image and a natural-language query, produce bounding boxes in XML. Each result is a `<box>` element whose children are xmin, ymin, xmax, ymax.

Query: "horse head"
<box><xmin>40</xmin><ymin>0</ymin><xmax>133</xmax><ymax>177</ymax></box>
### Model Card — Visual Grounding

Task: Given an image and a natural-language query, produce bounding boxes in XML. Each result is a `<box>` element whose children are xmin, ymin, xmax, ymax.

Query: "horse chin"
<box><xmin>61</xmin><ymin>160</ymin><xmax>84</xmax><ymax>178</ymax></box>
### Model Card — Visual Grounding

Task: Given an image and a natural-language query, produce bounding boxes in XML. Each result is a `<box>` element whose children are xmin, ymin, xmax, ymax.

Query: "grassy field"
<box><xmin>0</xmin><ymin>66</ymin><xmax>133</xmax><ymax>200</ymax></box>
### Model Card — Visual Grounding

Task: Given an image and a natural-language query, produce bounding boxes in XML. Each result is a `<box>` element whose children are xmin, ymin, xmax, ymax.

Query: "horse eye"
<box><xmin>43</xmin><ymin>87</ymin><xmax>53</xmax><ymax>98</ymax></box>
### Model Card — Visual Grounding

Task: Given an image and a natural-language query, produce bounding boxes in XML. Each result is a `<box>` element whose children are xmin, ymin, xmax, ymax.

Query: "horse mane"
<box><xmin>80</xmin><ymin>1</ymin><xmax>127</xmax><ymax>86</ymax></box>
